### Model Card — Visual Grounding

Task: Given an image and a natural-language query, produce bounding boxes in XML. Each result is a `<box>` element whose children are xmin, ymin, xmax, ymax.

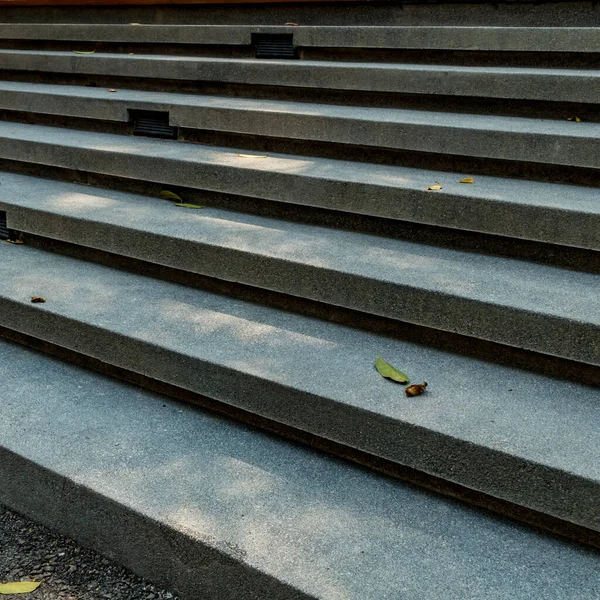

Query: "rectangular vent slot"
<box><xmin>0</xmin><ymin>211</ymin><xmax>8</xmax><ymax>240</ymax></box>
<box><xmin>130</xmin><ymin>110</ymin><xmax>178</xmax><ymax>140</ymax></box>
<box><xmin>253</xmin><ymin>34</ymin><xmax>296</xmax><ymax>59</ymax></box>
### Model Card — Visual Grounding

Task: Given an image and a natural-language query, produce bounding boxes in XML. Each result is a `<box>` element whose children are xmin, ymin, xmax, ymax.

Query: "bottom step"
<box><xmin>0</xmin><ymin>339</ymin><xmax>598</xmax><ymax>600</ymax></box>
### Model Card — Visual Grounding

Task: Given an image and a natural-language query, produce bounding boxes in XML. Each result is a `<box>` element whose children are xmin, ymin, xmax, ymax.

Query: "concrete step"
<box><xmin>0</xmin><ymin>122</ymin><xmax>598</xmax><ymax>251</ymax></box>
<box><xmin>2</xmin><ymin>339</ymin><xmax>599</xmax><ymax>600</ymax></box>
<box><xmin>1</xmin><ymin>2</ymin><xmax>597</xmax><ymax>28</ymax></box>
<box><xmin>1</xmin><ymin>82</ymin><xmax>598</xmax><ymax>170</ymax></box>
<box><xmin>1</xmin><ymin>242</ymin><xmax>599</xmax><ymax>532</ymax></box>
<box><xmin>1</xmin><ymin>172</ymin><xmax>599</xmax><ymax>366</ymax></box>
<box><xmin>1</xmin><ymin>50</ymin><xmax>598</xmax><ymax>103</ymax></box>
<box><xmin>2</xmin><ymin>24</ymin><xmax>598</xmax><ymax>53</ymax></box>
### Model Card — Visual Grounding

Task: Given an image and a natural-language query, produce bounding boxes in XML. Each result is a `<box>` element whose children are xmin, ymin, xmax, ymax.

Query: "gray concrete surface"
<box><xmin>1</xmin><ymin>171</ymin><xmax>599</xmax><ymax>365</ymax></box>
<box><xmin>2</xmin><ymin>24</ymin><xmax>599</xmax><ymax>52</ymax></box>
<box><xmin>1</xmin><ymin>338</ymin><xmax>600</xmax><ymax>599</ymax></box>
<box><xmin>1</xmin><ymin>50</ymin><xmax>598</xmax><ymax>103</ymax></box>
<box><xmin>0</xmin><ymin>122</ymin><xmax>598</xmax><ymax>251</ymax></box>
<box><xmin>1</xmin><ymin>243</ymin><xmax>600</xmax><ymax>531</ymax></box>
<box><xmin>1</xmin><ymin>81</ymin><xmax>598</xmax><ymax>169</ymax></box>
<box><xmin>0</xmin><ymin>2</ymin><xmax>598</xmax><ymax>27</ymax></box>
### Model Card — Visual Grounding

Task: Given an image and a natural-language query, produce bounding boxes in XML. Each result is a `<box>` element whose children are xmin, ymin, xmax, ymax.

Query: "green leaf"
<box><xmin>160</xmin><ymin>190</ymin><xmax>183</xmax><ymax>201</ymax></box>
<box><xmin>0</xmin><ymin>581</ymin><xmax>42</xmax><ymax>594</ymax></box>
<box><xmin>375</xmin><ymin>356</ymin><xmax>409</xmax><ymax>384</ymax></box>
<box><xmin>72</xmin><ymin>50</ymin><xmax>95</xmax><ymax>54</ymax></box>
<box><xmin>175</xmin><ymin>203</ymin><xmax>203</xmax><ymax>209</ymax></box>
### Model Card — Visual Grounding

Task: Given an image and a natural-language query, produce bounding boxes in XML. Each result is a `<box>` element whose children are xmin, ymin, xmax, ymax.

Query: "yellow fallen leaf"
<box><xmin>459</xmin><ymin>177</ymin><xmax>474</xmax><ymax>184</ymax></box>
<box><xmin>567</xmin><ymin>116</ymin><xmax>582</xmax><ymax>122</ymax></box>
<box><xmin>130</xmin><ymin>22</ymin><xmax>141</xmax><ymax>25</ymax></box>
<box><xmin>426</xmin><ymin>182</ymin><xmax>442</xmax><ymax>191</ymax></box>
<box><xmin>405</xmin><ymin>382</ymin><xmax>428</xmax><ymax>397</ymax></box>
<box><xmin>5</xmin><ymin>239</ymin><xmax>23</xmax><ymax>244</ymax></box>
<box><xmin>284</xmin><ymin>22</ymin><xmax>300</xmax><ymax>26</ymax></box>
<box><xmin>237</xmin><ymin>153</ymin><xmax>268</xmax><ymax>159</ymax></box>
<box><xmin>0</xmin><ymin>581</ymin><xmax>42</xmax><ymax>594</ymax></box>
<box><xmin>160</xmin><ymin>190</ymin><xmax>183</xmax><ymax>201</ymax></box>
<box><xmin>175</xmin><ymin>203</ymin><xmax>203</xmax><ymax>209</ymax></box>
<box><xmin>73</xmin><ymin>50</ymin><xmax>95</xmax><ymax>54</ymax></box>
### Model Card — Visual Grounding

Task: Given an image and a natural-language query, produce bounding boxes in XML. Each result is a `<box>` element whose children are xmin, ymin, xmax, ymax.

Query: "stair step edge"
<box><xmin>1</xmin><ymin>242</ymin><xmax>599</xmax><ymax>531</ymax></box>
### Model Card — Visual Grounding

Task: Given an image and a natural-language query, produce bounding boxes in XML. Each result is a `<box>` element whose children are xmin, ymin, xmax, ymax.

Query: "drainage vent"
<box><xmin>0</xmin><ymin>211</ymin><xmax>8</xmax><ymax>240</ymax></box>
<box><xmin>130</xmin><ymin>110</ymin><xmax>178</xmax><ymax>140</ymax></box>
<box><xmin>253</xmin><ymin>34</ymin><xmax>296</xmax><ymax>59</ymax></box>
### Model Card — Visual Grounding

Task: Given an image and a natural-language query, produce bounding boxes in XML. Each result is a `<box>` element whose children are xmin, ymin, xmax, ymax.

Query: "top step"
<box><xmin>1</xmin><ymin>24</ymin><xmax>599</xmax><ymax>53</ymax></box>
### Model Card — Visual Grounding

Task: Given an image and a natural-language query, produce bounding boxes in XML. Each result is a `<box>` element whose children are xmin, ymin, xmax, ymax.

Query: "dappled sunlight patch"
<box><xmin>156</xmin><ymin>300</ymin><xmax>338</xmax><ymax>349</ymax></box>
<box><xmin>212</xmin><ymin>455</ymin><xmax>279</xmax><ymax>498</ymax></box>
<box><xmin>50</xmin><ymin>191</ymin><xmax>120</xmax><ymax>211</ymax></box>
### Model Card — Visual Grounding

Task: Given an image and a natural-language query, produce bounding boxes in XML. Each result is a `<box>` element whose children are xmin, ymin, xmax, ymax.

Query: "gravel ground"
<box><xmin>0</xmin><ymin>505</ymin><xmax>179</xmax><ymax>600</ymax></box>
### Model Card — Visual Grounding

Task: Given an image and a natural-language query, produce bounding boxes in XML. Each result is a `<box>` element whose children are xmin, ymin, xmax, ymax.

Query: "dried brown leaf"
<box><xmin>30</xmin><ymin>297</ymin><xmax>46</xmax><ymax>303</ymax></box>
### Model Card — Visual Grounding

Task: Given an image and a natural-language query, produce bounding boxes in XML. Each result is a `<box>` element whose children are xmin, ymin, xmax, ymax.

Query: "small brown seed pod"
<box><xmin>405</xmin><ymin>382</ymin><xmax>428</xmax><ymax>397</ymax></box>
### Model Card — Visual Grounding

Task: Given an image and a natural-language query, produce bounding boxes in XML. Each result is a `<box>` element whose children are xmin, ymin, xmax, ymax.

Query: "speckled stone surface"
<box><xmin>1</xmin><ymin>171</ymin><xmax>599</xmax><ymax>365</ymax></box>
<box><xmin>0</xmin><ymin>123</ymin><xmax>598</xmax><ymax>252</ymax></box>
<box><xmin>1</xmin><ymin>24</ymin><xmax>599</xmax><ymax>52</ymax></box>
<box><xmin>0</xmin><ymin>242</ymin><xmax>599</xmax><ymax>530</ymax></box>
<box><xmin>1</xmin><ymin>50</ymin><xmax>598</xmax><ymax>103</ymax></box>
<box><xmin>0</xmin><ymin>82</ymin><xmax>598</xmax><ymax>169</ymax></box>
<box><xmin>1</xmin><ymin>338</ymin><xmax>600</xmax><ymax>600</ymax></box>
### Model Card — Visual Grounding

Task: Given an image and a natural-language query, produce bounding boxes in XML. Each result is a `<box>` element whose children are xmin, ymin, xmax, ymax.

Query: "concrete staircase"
<box><xmin>0</xmin><ymin>3</ymin><xmax>598</xmax><ymax>598</ymax></box>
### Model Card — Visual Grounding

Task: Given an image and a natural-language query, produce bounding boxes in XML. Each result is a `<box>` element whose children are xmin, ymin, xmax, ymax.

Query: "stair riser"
<box><xmin>0</xmin><ymin>301</ymin><xmax>598</xmax><ymax>534</ymax></box>
<box><xmin>3</xmin><ymin>158</ymin><xmax>599</xmax><ymax>277</ymax></box>
<box><xmin>1</xmin><ymin>52</ymin><xmax>597</xmax><ymax>104</ymax></box>
<box><xmin>5</xmin><ymin>71</ymin><xmax>598</xmax><ymax>122</ymax></box>
<box><xmin>1</xmin><ymin>135</ymin><xmax>598</xmax><ymax>254</ymax></box>
<box><xmin>3</xmin><ymin>204</ymin><xmax>599</xmax><ymax>367</ymax></box>
<box><xmin>1</xmin><ymin>2</ymin><xmax>598</xmax><ymax>27</ymax></box>
<box><xmin>2</xmin><ymin>40</ymin><xmax>599</xmax><ymax>69</ymax></box>
<box><xmin>0</xmin><ymin>91</ymin><xmax>597</xmax><ymax>171</ymax></box>
<box><xmin>13</xmin><ymin>230</ymin><xmax>600</xmax><ymax>387</ymax></box>
<box><xmin>2</xmin><ymin>25</ymin><xmax>598</xmax><ymax>53</ymax></box>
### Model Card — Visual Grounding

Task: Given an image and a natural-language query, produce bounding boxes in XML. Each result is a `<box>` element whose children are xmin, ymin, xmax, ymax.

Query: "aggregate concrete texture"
<box><xmin>2</xmin><ymin>24</ymin><xmax>599</xmax><ymax>52</ymax></box>
<box><xmin>0</xmin><ymin>243</ymin><xmax>599</xmax><ymax>531</ymax></box>
<box><xmin>0</xmin><ymin>122</ymin><xmax>598</xmax><ymax>252</ymax></box>
<box><xmin>0</xmin><ymin>50</ymin><xmax>598</xmax><ymax>103</ymax></box>
<box><xmin>0</xmin><ymin>82</ymin><xmax>598</xmax><ymax>170</ymax></box>
<box><xmin>1</xmin><ymin>172</ymin><xmax>599</xmax><ymax>366</ymax></box>
<box><xmin>1</xmin><ymin>339</ymin><xmax>599</xmax><ymax>600</ymax></box>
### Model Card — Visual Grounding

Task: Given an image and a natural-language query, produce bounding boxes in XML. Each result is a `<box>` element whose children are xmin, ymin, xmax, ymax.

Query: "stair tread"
<box><xmin>1</xmin><ymin>171</ymin><xmax>599</xmax><ymax>366</ymax></box>
<box><xmin>0</xmin><ymin>81</ymin><xmax>600</xmax><ymax>143</ymax></box>
<box><xmin>0</xmin><ymin>121</ymin><xmax>598</xmax><ymax>252</ymax></box>
<box><xmin>1</xmin><ymin>81</ymin><xmax>597</xmax><ymax>171</ymax></box>
<box><xmin>1</xmin><ymin>49</ymin><xmax>597</xmax><ymax>102</ymax></box>
<box><xmin>2</xmin><ymin>24</ymin><xmax>598</xmax><ymax>52</ymax></box>
<box><xmin>1</xmin><ymin>242</ymin><xmax>599</xmax><ymax>530</ymax></box>
<box><xmin>1</xmin><ymin>338</ymin><xmax>598</xmax><ymax>599</ymax></box>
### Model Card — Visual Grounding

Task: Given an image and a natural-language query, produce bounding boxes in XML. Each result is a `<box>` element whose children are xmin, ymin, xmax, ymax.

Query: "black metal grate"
<box><xmin>0</xmin><ymin>211</ymin><xmax>8</xmax><ymax>240</ymax></box>
<box><xmin>253</xmin><ymin>34</ymin><xmax>296</xmax><ymax>59</ymax></box>
<box><xmin>130</xmin><ymin>110</ymin><xmax>178</xmax><ymax>140</ymax></box>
